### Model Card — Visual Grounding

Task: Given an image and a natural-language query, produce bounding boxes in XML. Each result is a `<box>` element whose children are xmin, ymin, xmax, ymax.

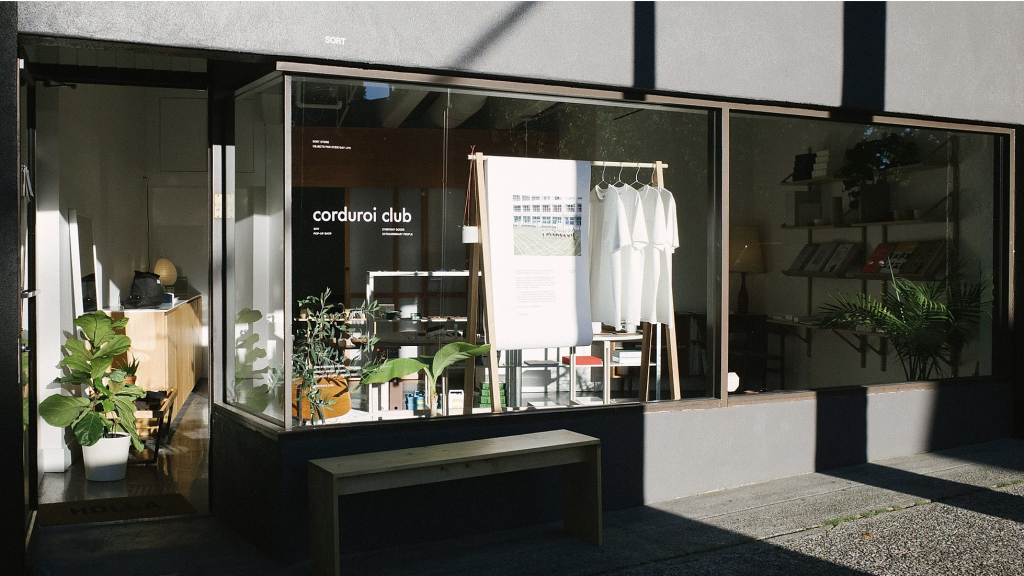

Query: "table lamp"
<box><xmin>729</xmin><ymin>226</ymin><xmax>764</xmax><ymax>315</ymax></box>
<box><xmin>153</xmin><ymin>257</ymin><xmax>177</xmax><ymax>288</ymax></box>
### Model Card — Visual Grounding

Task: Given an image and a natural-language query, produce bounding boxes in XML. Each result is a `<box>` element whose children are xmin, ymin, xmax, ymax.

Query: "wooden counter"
<box><xmin>110</xmin><ymin>296</ymin><xmax>202</xmax><ymax>419</ymax></box>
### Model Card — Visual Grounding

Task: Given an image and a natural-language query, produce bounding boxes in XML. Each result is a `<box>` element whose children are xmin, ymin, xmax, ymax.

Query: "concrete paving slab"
<box><xmin>27</xmin><ymin>438</ymin><xmax>1024</xmax><ymax>576</ymax></box>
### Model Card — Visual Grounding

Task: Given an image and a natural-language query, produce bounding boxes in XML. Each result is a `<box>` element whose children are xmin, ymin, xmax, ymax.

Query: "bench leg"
<box><xmin>309</xmin><ymin>465</ymin><xmax>341</xmax><ymax>576</ymax></box>
<box><xmin>561</xmin><ymin>445</ymin><xmax>602</xmax><ymax>545</ymax></box>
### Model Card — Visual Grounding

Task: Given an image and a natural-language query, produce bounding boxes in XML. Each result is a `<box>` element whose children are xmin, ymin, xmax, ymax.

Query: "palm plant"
<box><xmin>818</xmin><ymin>274</ymin><xmax>985</xmax><ymax>381</ymax></box>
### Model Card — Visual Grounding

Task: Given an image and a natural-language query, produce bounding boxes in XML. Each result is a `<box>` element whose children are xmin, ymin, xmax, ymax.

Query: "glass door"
<box><xmin>19</xmin><ymin>61</ymin><xmax>38</xmax><ymax>530</ymax></box>
<box><xmin>219</xmin><ymin>73</ymin><xmax>291</xmax><ymax>428</ymax></box>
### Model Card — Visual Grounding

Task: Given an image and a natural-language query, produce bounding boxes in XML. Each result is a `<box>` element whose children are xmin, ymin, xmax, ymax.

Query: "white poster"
<box><xmin>483</xmin><ymin>156</ymin><xmax>593</xmax><ymax>350</ymax></box>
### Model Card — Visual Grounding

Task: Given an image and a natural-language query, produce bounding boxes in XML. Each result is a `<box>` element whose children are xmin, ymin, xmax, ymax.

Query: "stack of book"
<box><xmin>787</xmin><ymin>242</ymin><xmax>861</xmax><ymax>275</ymax></box>
<box><xmin>860</xmin><ymin>240</ymin><xmax>946</xmax><ymax>277</ymax></box>
<box><xmin>811</xmin><ymin>150</ymin><xmax>830</xmax><ymax>179</ymax></box>
<box><xmin>792</xmin><ymin>150</ymin><xmax>830</xmax><ymax>181</ymax></box>
<box><xmin>612</xmin><ymin>350</ymin><xmax>643</xmax><ymax>365</ymax></box>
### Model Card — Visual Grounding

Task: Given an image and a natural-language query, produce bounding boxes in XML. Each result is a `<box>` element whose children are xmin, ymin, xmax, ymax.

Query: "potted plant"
<box><xmin>836</xmin><ymin>132</ymin><xmax>919</xmax><ymax>222</ymax></box>
<box><xmin>361</xmin><ymin>341</ymin><xmax>491</xmax><ymax>418</ymax></box>
<box><xmin>38</xmin><ymin>311</ymin><xmax>146</xmax><ymax>481</ymax></box>
<box><xmin>118</xmin><ymin>355</ymin><xmax>141</xmax><ymax>385</ymax></box>
<box><xmin>292</xmin><ymin>289</ymin><xmax>379</xmax><ymax>425</ymax></box>
<box><xmin>817</xmin><ymin>272</ymin><xmax>986</xmax><ymax>381</ymax></box>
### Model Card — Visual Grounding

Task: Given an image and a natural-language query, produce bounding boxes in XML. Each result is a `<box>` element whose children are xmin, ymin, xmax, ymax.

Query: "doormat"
<box><xmin>36</xmin><ymin>493</ymin><xmax>196</xmax><ymax>526</ymax></box>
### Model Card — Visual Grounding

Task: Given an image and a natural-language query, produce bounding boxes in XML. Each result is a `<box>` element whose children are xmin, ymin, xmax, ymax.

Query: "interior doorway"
<box><xmin>22</xmin><ymin>46</ymin><xmax>213</xmax><ymax>523</ymax></box>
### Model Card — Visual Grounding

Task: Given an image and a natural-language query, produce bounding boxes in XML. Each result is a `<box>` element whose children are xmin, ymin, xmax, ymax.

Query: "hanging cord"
<box><xmin>144</xmin><ymin>176</ymin><xmax>151</xmax><ymax>269</ymax></box>
<box><xmin>439</xmin><ymin>92</ymin><xmax>450</xmax><ymax>318</ymax></box>
<box><xmin>464</xmin><ymin>144</ymin><xmax>476</xmax><ymax>226</ymax></box>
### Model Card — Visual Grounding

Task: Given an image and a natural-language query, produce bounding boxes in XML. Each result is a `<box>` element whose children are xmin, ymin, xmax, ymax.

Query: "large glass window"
<box><xmin>728</xmin><ymin>113</ymin><xmax>997</xmax><ymax>392</ymax></box>
<box><xmin>287</xmin><ymin>76</ymin><xmax>713</xmax><ymax>425</ymax></box>
<box><xmin>228</xmin><ymin>77</ymin><xmax>288</xmax><ymax>423</ymax></box>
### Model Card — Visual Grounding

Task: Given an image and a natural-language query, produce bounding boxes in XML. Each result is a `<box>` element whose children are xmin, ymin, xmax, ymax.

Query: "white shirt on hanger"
<box><xmin>615</xmin><ymin>184</ymin><xmax>648</xmax><ymax>331</ymax></box>
<box><xmin>588</xmin><ymin>184</ymin><xmax>631</xmax><ymax>329</ymax></box>
<box><xmin>657</xmin><ymin>186</ymin><xmax>680</xmax><ymax>326</ymax></box>
<box><xmin>639</xmin><ymin>184</ymin><xmax>668</xmax><ymax>324</ymax></box>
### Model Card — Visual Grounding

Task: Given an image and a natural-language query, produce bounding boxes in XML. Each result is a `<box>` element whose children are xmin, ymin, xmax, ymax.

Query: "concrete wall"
<box><xmin>212</xmin><ymin>379</ymin><xmax>1012</xmax><ymax>562</ymax></box>
<box><xmin>17</xmin><ymin>2</ymin><xmax>1024</xmax><ymax>125</ymax></box>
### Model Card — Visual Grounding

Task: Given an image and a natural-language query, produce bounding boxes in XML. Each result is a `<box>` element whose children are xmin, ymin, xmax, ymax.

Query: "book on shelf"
<box><xmin>789</xmin><ymin>243</ymin><xmax>819</xmax><ymax>271</ymax></box>
<box><xmin>814</xmin><ymin>149</ymin><xmax>830</xmax><ymax>159</ymax></box>
<box><xmin>861</xmin><ymin>243</ymin><xmax>895</xmax><ymax>274</ymax></box>
<box><xmin>803</xmin><ymin>241</ymin><xmax>839</xmax><ymax>272</ymax></box>
<box><xmin>822</xmin><ymin>243</ymin><xmax>862</xmax><ymax>275</ymax></box>
<box><xmin>793</xmin><ymin>152</ymin><xmax>817</xmax><ymax>181</ymax></box>
<box><xmin>811</xmin><ymin>169</ymin><xmax>828</xmax><ymax>178</ymax></box>
<box><xmin>882</xmin><ymin>242</ymin><xmax>918</xmax><ymax>274</ymax></box>
<box><xmin>813</xmin><ymin>161</ymin><xmax>829</xmax><ymax>171</ymax></box>
<box><xmin>902</xmin><ymin>240</ymin><xmax>946</xmax><ymax>276</ymax></box>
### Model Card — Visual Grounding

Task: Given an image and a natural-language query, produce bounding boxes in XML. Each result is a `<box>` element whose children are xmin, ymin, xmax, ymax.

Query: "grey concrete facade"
<box><xmin>17</xmin><ymin>2</ymin><xmax>1024</xmax><ymax>125</ymax></box>
<box><xmin>11</xmin><ymin>0</ymin><xmax>1024</xmax><ymax>567</ymax></box>
<box><xmin>213</xmin><ymin>380</ymin><xmax>1013</xmax><ymax>562</ymax></box>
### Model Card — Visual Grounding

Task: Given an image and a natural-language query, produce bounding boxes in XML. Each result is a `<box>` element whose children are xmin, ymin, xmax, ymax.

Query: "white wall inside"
<box><xmin>34</xmin><ymin>82</ymin><xmax>209</xmax><ymax>472</ymax></box>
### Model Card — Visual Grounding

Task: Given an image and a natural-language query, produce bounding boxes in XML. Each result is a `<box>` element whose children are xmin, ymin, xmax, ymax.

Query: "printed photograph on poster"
<box><xmin>484</xmin><ymin>156</ymin><xmax>593</xmax><ymax>351</ymax></box>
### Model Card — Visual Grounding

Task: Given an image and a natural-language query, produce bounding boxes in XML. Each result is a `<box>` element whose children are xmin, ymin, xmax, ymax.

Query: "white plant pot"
<box><xmin>82</xmin><ymin>433</ymin><xmax>131</xmax><ymax>482</ymax></box>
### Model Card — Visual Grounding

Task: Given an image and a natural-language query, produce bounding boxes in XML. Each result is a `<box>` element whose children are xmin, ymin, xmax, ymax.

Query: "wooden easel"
<box><xmin>463</xmin><ymin>155</ymin><xmax>680</xmax><ymax>414</ymax></box>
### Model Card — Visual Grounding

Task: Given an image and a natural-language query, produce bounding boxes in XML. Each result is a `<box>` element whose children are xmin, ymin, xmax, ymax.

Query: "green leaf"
<box><xmin>63</xmin><ymin>338</ymin><xmax>93</xmax><ymax>361</ymax></box>
<box><xmin>241</xmin><ymin>384</ymin><xmax>272</xmax><ymax>413</ymax></box>
<box><xmin>119</xmin><ymin>383</ymin><xmax>147</xmax><ymax>398</ymax></box>
<box><xmin>102</xmin><ymin>399</ymin><xmax>115</xmax><ymax>414</ymax></box>
<box><xmin>99</xmin><ymin>335</ymin><xmax>132</xmax><ymax>357</ymax></box>
<box><xmin>38</xmin><ymin>394</ymin><xmax>90</xmax><ymax>427</ymax></box>
<box><xmin>111</xmin><ymin>317</ymin><xmax>129</xmax><ymax>330</ymax></box>
<box><xmin>236</xmin><ymin>307</ymin><xmax>263</xmax><ymax>325</ymax></box>
<box><xmin>73</xmin><ymin>411</ymin><xmax>107</xmax><ymax>446</ymax></box>
<box><xmin>431</xmin><ymin>343</ymin><xmax>491</xmax><ymax>381</ymax></box>
<box><xmin>238</xmin><ymin>333</ymin><xmax>260</xmax><ymax>350</ymax></box>
<box><xmin>60</xmin><ymin>353</ymin><xmax>92</xmax><ymax>374</ymax></box>
<box><xmin>361</xmin><ymin>358</ymin><xmax>428</xmax><ymax>384</ymax></box>
<box><xmin>73</xmin><ymin>312</ymin><xmax>100</xmax><ymax>342</ymax></box>
<box><xmin>91</xmin><ymin>356</ymin><xmax>113</xmax><ymax>381</ymax></box>
<box><xmin>242</xmin><ymin>347</ymin><xmax>267</xmax><ymax>366</ymax></box>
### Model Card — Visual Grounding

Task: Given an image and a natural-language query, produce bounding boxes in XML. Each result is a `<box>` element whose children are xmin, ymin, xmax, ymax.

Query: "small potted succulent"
<box><xmin>38</xmin><ymin>311</ymin><xmax>146</xmax><ymax>481</ymax></box>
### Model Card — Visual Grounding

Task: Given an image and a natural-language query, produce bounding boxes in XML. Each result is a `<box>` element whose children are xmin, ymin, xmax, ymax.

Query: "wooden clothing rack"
<box><xmin>463</xmin><ymin>154</ymin><xmax>680</xmax><ymax>414</ymax></box>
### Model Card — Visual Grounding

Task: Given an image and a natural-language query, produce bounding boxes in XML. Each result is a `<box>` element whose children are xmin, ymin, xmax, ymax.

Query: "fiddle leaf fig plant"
<box><xmin>362</xmin><ymin>341</ymin><xmax>491</xmax><ymax>417</ymax></box>
<box><xmin>38</xmin><ymin>311</ymin><xmax>146</xmax><ymax>450</ymax></box>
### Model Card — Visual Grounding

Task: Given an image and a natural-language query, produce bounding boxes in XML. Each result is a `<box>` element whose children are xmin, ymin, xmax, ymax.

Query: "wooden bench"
<box><xmin>308</xmin><ymin>429</ymin><xmax>602</xmax><ymax>576</ymax></box>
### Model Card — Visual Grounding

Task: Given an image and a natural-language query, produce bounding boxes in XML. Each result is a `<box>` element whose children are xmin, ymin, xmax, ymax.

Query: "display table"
<box><xmin>110</xmin><ymin>296</ymin><xmax>202</xmax><ymax>420</ymax></box>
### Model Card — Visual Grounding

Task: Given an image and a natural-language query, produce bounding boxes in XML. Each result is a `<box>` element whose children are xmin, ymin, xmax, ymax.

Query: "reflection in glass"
<box><xmin>289</xmin><ymin>76</ymin><xmax>713</xmax><ymax>425</ymax></box>
<box><xmin>729</xmin><ymin>113</ymin><xmax>995</xmax><ymax>391</ymax></box>
<box><xmin>229</xmin><ymin>78</ymin><xmax>287</xmax><ymax>423</ymax></box>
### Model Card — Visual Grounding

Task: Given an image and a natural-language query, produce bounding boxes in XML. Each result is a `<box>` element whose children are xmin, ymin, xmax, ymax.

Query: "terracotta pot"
<box><xmin>125</xmin><ymin>376</ymin><xmax>137</xmax><ymax>385</ymax></box>
<box><xmin>292</xmin><ymin>375</ymin><xmax>351</xmax><ymax>421</ymax></box>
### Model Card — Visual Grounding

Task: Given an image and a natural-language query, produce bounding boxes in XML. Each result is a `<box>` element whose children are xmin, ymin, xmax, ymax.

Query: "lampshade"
<box><xmin>153</xmin><ymin>258</ymin><xmax>177</xmax><ymax>286</ymax></box>
<box><xmin>729</xmin><ymin>226</ymin><xmax>764</xmax><ymax>273</ymax></box>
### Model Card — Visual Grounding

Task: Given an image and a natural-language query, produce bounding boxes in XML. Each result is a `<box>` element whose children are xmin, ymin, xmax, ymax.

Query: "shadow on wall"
<box><xmin>841</xmin><ymin>1</ymin><xmax>886</xmax><ymax>112</ymax></box>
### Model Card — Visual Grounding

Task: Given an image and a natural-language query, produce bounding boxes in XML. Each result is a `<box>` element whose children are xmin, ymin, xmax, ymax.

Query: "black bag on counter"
<box><xmin>124</xmin><ymin>271</ymin><xmax>164</xmax><ymax>308</ymax></box>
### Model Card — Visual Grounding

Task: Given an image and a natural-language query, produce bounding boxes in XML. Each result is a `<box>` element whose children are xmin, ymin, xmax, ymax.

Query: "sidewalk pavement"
<box><xmin>29</xmin><ymin>438</ymin><xmax>1024</xmax><ymax>576</ymax></box>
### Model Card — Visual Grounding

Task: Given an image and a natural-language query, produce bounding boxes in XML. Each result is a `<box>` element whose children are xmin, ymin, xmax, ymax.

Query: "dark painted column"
<box><xmin>0</xmin><ymin>1</ymin><xmax>26</xmax><ymax>568</ymax></box>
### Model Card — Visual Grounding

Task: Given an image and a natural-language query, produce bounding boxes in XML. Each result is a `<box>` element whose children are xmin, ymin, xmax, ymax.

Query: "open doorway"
<box><xmin>24</xmin><ymin>47</ymin><xmax>212</xmax><ymax>523</ymax></box>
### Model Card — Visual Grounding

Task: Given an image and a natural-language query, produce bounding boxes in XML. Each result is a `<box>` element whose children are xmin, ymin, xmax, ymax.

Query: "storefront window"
<box><xmin>287</xmin><ymin>76</ymin><xmax>713</xmax><ymax>425</ymax></box>
<box><xmin>728</xmin><ymin>113</ymin><xmax>997</xmax><ymax>392</ymax></box>
<box><xmin>227</xmin><ymin>76</ymin><xmax>288</xmax><ymax>423</ymax></box>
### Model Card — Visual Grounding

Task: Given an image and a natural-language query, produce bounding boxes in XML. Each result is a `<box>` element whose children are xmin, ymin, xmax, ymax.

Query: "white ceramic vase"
<box><xmin>82</xmin><ymin>433</ymin><xmax>131</xmax><ymax>481</ymax></box>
